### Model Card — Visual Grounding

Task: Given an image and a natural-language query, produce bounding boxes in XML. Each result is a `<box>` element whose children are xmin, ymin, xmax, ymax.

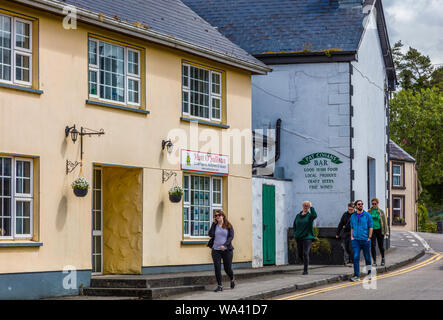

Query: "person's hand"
<box><xmin>336</xmin><ymin>235</ymin><xmax>339</xmax><ymax>239</ymax></box>
<box><xmin>220</xmin><ymin>245</ymin><xmax>226</xmax><ymax>251</ymax></box>
<box><xmin>351</xmin><ymin>237</ymin><xmax>354</xmax><ymax>241</ymax></box>
<box><xmin>367</xmin><ymin>238</ymin><xmax>371</xmax><ymax>242</ymax></box>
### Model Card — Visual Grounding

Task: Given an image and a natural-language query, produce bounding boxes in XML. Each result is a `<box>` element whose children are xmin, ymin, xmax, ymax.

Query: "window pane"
<box><xmin>15</xmin><ymin>54</ymin><xmax>30</xmax><ymax>82</ymax></box>
<box><xmin>393</xmin><ymin>166</ymin><xmax>401</xmax><ymax>175</ymax></box>
<box><xmin>212</xmin><ymin>97</ymin><xmax>221</xmax><ymax>120</ymax></box>
<box><xmin>15</xmin><ymin>21</ymin><xmax>30</xmax><ymax>50</ymax></box>
<box><xmin>211</xmin><ymin>73</ymin><xmax>221</xmax><ymax>94</ymax></box>
<box><xmin>89</xmin><ymin>70</ymin><xmax>98</xmax><ymax>95</ymax></box>
<box><xmin>88</xmin><ymin>40</ymin><xmax>97</xmax><ymax>65</ymax></box>
<box><xmin>98</xmin><ymin>41</ymin><xmax>125</xmax><ymax>102</ymax></box>
<box><xmin>128</xmin><ymin>79</ymin><xmax>140</xmax><ymax>104</ymax></box>
<box><xmin>188</xmin><ymin>66</ymin><xmax>210</xmax><ymax>119</ymax></box>
<box><xmin>393</xmin><ymin>176</ymin><xmax>401</xmax><ymax>186</ymax></box>
<box><xmin>0</xmin><ymin>16</ymin><xmax>11</xmax><ymax>81</ymax></box>
<box><xmin>128</xmin><ymin>50</ymin><xmax>139</xmax><ymax>75</ymax></box>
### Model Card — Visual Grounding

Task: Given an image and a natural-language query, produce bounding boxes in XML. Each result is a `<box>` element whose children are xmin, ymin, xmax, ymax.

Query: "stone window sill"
<box><xmin>0</xmin><ymin>241</ymin><xmax>43</xmax><ymax>247</ymax></box>
<box><xmin>180</xmin><ymin>117</ymin><xmax>230</xmax><ymax>129</ymax></box>
<box><xmin>86</xmin><ymin>100</ymin><xmax>149</xmax><ymax>115</ymax></box>
<box><xmin>0</xmin><ymin>82</ymin><xmax>43</xmax><ymax>95</ymax></box>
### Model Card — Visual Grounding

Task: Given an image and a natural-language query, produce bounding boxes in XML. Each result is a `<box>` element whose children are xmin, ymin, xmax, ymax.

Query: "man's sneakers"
<box><xmin>372</xmin><ymin>262</ymin><xmax>377</xmax><ymax>267</ymax></box>
<box><xmin>350</xmin><ymin>276</ymin><xmax>360</xmax><ymax>282</ymax></box>
<box><xmin>381</xmin><ymin>258</ymin><xmax>385</xmax><ymax>266</ymax></box>
<box><xmin>230</xmin><ymin>280</ymin><xmax>235</xmax><ymax>289</ymax></box>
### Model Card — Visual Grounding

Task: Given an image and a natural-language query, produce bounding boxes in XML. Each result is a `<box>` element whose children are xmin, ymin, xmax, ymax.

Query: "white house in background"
<box><xmin>184</xmin><ymin>0</ymin><xmax>396</xmax><ymax>266</ymax></box>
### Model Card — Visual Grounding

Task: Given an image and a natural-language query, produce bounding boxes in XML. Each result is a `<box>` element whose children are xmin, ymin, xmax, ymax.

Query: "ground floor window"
<box><xmin>183</xmin><ymin>174</ymin><xmax>222</xmax><ymax>237</ymax></box>
<box><xmin>0</xmin><ymin>156</ymin><xmax>33</xmax><ymax>239</ymax></box>
<box><xmin>392</xmin><ymin>195</ymin><xmax>405</xmax><ymax>224</ymax></box>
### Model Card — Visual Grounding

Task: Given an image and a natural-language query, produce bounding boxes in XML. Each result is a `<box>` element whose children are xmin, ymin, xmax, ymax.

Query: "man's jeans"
<box><xmin>352</xmin><ymin>239</ymin><xmax>372</xmax><ymax>277</ymax></box>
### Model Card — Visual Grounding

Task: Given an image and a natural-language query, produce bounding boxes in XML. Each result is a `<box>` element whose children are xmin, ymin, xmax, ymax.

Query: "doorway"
<box><xmin>262</xmin><ymin>184</ymin><xmax>276</xmax><ymax>265</ymax></box>
<box><xmin>92</xmin><ymin>165</ymin><xmax>143</xmax><ymax>275</ymax></box>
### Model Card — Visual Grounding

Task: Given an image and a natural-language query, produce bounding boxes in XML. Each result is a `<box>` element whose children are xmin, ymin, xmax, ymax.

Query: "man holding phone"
<box><xmin>349</xmin><ymin>200</ymin><xmax>373</xmax><ymax>282</ymax></box>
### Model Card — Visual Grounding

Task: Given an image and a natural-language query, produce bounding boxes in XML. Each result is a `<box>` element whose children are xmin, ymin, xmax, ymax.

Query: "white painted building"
<box><xmin>184</xmin><ymin>0</ymin><xmax>396</xmax><ymax>265</ymax></box>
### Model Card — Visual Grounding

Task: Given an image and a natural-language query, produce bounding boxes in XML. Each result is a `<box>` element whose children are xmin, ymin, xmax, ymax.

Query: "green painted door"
<box><xmin>262</xmin><ymin>184</ymin><xmax>276</xmax><ymax>265</ymax></box>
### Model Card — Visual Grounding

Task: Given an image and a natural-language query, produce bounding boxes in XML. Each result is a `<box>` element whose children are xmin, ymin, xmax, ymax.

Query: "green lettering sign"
<box><xmin>298</xmin><ymin>152</ymin><xmax>343</xmax><ymax>165</ymax></box>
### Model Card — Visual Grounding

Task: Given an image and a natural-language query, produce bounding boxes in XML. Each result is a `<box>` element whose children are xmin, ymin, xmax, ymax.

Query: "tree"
<box><xmin>431</xmin><ymin>66</ymin><xmax>443</xmax><ymax>92</ymax></box>
<box><xmin>392</xmin><ymin>41</ymin><xmax>435</xmax><ymax>91</ymax></box>
<box><xmin>390</xmin><ymin>87</ymin><xmax>443</xmax><ymax>207</ymax></box>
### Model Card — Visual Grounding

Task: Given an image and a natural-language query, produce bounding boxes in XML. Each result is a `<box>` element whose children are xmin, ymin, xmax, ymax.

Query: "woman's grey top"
<box><xmin>213</xmin><ymin>225</ymin><xmax>228</xmax><ymax>250</ymax></box>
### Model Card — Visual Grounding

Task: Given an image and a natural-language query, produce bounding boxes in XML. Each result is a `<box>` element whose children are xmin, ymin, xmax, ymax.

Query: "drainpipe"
<box><xmin>275</xmin><ymin>119</ymin><xmax>281</xmax><ymax>163</ymax></box>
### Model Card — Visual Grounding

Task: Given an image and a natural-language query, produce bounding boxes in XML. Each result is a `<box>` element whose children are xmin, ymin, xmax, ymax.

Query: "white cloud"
<box><xmin>383</xmin><ymin>0</ymin><xmax>443</xmax><ymax>65</ymax></box>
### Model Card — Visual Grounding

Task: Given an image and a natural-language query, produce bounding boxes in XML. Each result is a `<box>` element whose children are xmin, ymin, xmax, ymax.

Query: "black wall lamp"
<box><xmin>162</xmin><ymin>139</ymin><xmax>174</xmax><ymax>153</ymax></box>
<box><xmin>65</xmin><ymin>124</ymin><xmax>105</xmax><ymax>174</ymax></box>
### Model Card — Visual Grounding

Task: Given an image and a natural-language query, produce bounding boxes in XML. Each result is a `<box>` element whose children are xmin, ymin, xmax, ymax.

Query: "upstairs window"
<box><xmin>182</xmin><ymin>63</ymin><xmax>222</xmax><ymax>121</ymax></box>
<box><xmin>0</xmin><ymin>14</ymin><xmax>32</xmax><ymax>86</ymax></box>
<box><xmin>88</xmin><ymin>38</ymin><xmax>141</xmax><ymax>106</ymax></box>
<box><xmin>392</xmin><ymin>164</ymin><xmax>403</xmax><ymax>187</ymax></box>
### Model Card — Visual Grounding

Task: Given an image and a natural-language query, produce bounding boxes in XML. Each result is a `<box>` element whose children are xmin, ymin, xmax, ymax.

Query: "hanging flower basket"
<box><xmin>72</xmin><ymin>177</ymin><xmax>89</xmax><ymax>197</ymax></box>
<box><xmin>168</xmin><ymin>185</ymin><xmax>183</xmax><ymax>203</ymax></box>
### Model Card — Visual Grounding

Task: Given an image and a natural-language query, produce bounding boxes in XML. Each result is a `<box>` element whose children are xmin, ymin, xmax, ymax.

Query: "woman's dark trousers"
<box><xmin>371</xmin><ymin>229</ymin><xmax>385</xmax><ymax>262</ymax></box>
<box><xmin>211</xmin><ymin>249</ymin><xmax>234</xmax><ymax>286</ymax></box>
<box><xmin>296</xmin><ymin>239</ymin><xmax>312</xmax><ymax>272</ymax></box>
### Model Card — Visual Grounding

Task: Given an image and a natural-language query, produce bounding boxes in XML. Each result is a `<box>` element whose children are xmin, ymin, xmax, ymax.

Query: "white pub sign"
<box><xmin>181</xmin><ymin>150</ymin><xmax>229</xmax><ymax>175</ymax></box>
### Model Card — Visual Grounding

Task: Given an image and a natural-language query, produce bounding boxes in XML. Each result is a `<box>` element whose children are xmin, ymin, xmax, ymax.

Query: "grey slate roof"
<box><xmin>389</xmin><ymin>140</ymin><xmax>416</xmax><ymax>163</ymax></box>
<box><xmin>182</xmin><ymin>0</ymin><xmax>367</xmax><ymax>55</ymax></box>
<box><xmin>61</xmin><ymin>0</ymin><xmax>267</xmax><ymax>71</ymax></box>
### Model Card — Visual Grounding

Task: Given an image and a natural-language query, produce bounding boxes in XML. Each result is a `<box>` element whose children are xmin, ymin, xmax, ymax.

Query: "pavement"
<box><xmin>162</xmin><ymin>246</ymin><xmax>425</xmax><ymax>300</ymax></box>
<box><xmin>46</xmin><ymin>230</ymin><xmax>432</xmax><ymax>300</ymax></box>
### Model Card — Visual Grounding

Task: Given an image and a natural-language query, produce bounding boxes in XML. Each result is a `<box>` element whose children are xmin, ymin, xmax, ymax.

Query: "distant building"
<box><xmin>389</xmin><ymin>140</ymin><xmax>418</xmax><ymax>231</ymax></box>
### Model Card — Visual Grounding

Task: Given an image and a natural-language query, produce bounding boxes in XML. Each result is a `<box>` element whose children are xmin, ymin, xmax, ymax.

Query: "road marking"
<box><xmin>278</xmin><ymin>253</ymin><xmax>442</xmax><ymax>300</ymax></box>
<box><xmin>412</xmin><ymin>244</ymin><xmax>418</xmax><ymax>246</ymax></box>
<box><xmin>409</xmin><ymin>231</ymin><xmax>433</xmax><ymax>252</ymax></box>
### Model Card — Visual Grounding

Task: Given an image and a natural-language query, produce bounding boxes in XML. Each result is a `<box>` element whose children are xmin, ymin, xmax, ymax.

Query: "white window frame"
<box><xmin>392</xmin><ymin>164</ymin><xmax>402</xmax><ymax>187</ymax></box>
<box><xmin>182</xmin><ymin>63</ymin><xmax>223</xmax><ymax>122</ymax></box>
<box><xmin>392</xmin><ymin>196</ymin><xmax>404</xmax><ymax>220</ymax></box>
<box><xmin>0</xmin><ymin>157</ymin><xmax>33</xmax><ymax>240</ymax></box>
<box><xmin>88</xmin><ymin>38</ymin><xmax>141</xmax><ymax>107</ymax></box>
<box><xmin>13</xmin><ymin>51</ymin><xmax>32</xmax><ymax>86</ymax></box>
<box><xmin>88</xmin><ymin>39</ymin><xmax>99</xmax><ymax>99</ymax></box>
<box><xmin>183</xmin><ymin>174</ymin><xmax>223</xmax><ymax>238</ymax></box>
<box><xmin>0</xmin><ymin>14</ymin><xmax>33</xmax><ymax>86</ymax></box>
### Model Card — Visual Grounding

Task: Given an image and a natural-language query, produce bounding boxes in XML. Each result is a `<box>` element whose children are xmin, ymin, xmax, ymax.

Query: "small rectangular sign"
<box><xmin>181</xmin><ymin>150</ymin><xmax>229</xmax><ymax>175</ymax></box>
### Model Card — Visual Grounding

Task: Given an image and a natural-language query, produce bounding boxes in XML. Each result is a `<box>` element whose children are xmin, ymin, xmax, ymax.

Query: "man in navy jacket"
<box><xmin>350</xmin><ymin>200</ymin><xmax>373</xmax><ymax>281</ymax></box>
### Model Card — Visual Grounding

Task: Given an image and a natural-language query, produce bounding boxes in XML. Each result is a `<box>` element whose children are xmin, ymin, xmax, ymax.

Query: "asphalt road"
<box><xmin>275</xmin><ymin>231</ymin><xmax>443</xmax><ymax>300</ymax></box>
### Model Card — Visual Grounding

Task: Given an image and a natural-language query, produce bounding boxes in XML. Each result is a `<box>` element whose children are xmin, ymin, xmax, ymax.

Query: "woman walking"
<box><xmin>293</xmin><ymin>201</ymin><xmax>317</xmax><ymax>275</ymax></box>
<box><xmin>369</xmin><ymin>198</ymin><xmax>388</xmax><ymax>266</ymax></box>
<box><xmin>207</xmin><ymin>210</ymin><xmax>235</xmax><ymax>292</ymax></box>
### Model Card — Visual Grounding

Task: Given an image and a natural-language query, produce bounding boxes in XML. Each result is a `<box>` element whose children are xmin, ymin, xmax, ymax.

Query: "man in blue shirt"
<box><xmin>350</xmin><ymin>200</ymin><xmax>373</xmax><ymax>281</ymax></box>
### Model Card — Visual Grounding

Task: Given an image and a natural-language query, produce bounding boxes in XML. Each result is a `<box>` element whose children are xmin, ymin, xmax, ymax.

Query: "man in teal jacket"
<box><xmin>349</xmin><ymin>200</ymin><xmax>373</xmax><ymax>281</ymax></box>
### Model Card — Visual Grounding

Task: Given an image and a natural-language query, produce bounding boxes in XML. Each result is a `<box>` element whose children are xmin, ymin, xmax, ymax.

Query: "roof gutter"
<box><xmin>12</xmin><ymin>0</ymin><xmax>271</xmax><ymax>75</ymax></box>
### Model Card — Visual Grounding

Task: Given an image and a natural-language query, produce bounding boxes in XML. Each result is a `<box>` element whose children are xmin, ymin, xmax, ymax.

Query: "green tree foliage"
<box><xmin>390</xmin><ymin>88</ymin><xmax>443</xmax><ymax>187</ymax></box>
<box><xmin>417</xmin><ymin>203</ymin><xmax>437</xmax><ymax>233</ymax></box>
<box><xmin>391</xmin><ymin>42</ymin><xmax>443</xmax><ymax>214</ymax></box>
<box><xmin>392</xmin><ymin>41</ymin><xmax>435</xmax><ymax>91</ymax></box>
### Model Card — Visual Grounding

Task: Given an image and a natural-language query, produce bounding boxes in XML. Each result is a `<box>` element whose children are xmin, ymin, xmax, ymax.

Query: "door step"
<box><xmin>83</xmin><ymin>285</ymin><xmax>206</xmax><ymax>299</ymax></box>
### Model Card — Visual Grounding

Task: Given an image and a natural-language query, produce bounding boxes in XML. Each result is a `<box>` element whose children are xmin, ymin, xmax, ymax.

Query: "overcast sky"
<box><xmin>383</xmin><ymin>0</ymin><xmax>443</xmax><ymax>66</ymax></box>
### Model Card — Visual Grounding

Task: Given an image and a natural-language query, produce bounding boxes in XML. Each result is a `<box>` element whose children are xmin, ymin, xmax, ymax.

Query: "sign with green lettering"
<box><xmin>298</xmin><ymin>153</ymin><xmax>343</xmax><ymax>165</ymax></box>
<box><xmin>298</xmin><ymin>152</ymin><xmax>343</xmax><ymax>192</ymax></box>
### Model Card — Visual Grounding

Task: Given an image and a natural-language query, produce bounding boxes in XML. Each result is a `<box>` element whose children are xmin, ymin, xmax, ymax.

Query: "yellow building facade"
<box><xmin>0</xmin><ymin>0</ymin><xmax>268</xmax><ymax>299</ymax></box>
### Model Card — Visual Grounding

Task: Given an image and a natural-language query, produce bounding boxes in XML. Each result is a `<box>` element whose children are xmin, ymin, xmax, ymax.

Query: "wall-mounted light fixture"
<box><xmin>65</xmin><ymin>125</ymin><xmax>105</xmax><ymax>174</ymax></box>
<box><xmin>162</xmin><ymin>139</ymin><xmax>174</xmax><ymax>153</ymax></box>
<box><xmin>65</xmin><ymin>125</ymin><xmax>79</xmax><ymax>143</ymax></box>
